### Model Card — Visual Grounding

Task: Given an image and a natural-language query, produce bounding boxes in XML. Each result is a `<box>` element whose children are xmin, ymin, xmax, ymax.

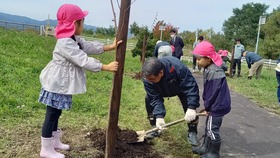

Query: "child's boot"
<box><xmin>192</xmin><ymin>136</ymin><xmax>211</xmax><ymax>155</ymax></box>
<box><xmin>40</xmin><ymin>137</ymin><xmax>65</xmax><ymax>158</ymax></box>
<box><xmin>201</xmin><ymin>140</ymin><xmax>221</xmax><ymax>158</ymax></box>
<box><xmin>53</xmin><ymin>129</ymin><xmax>70</xmax><ymax>150</ymax></box>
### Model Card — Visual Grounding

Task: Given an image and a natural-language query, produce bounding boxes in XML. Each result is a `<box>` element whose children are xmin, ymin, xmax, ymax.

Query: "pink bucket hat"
<box><xmin>55</xmin><ymin>4</ymin><xmax>88</xmax><ymax>39</ymax></box>
<box><xmin>192</xmin><ymin>41</ymin><xmax>223</xmax><ymax>66</ymax></box>
<box><xmin>221</xmin><ymin>50</ymin><xmax>228</xmax><ymax>57</ymax></box>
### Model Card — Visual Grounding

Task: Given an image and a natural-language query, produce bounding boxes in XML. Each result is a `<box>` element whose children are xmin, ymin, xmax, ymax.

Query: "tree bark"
<box><xmin>105</xmin><ymin>0</ymin><xmax>131</xmax><ymax>158</ymax></box>
<box><xmin>229</xmin><ymin>44</ymin><xmax>235</xmax><ymax>78</ymax></box>
<box><xmin>141</xmin><ymin>34</ymin><xmax>147</xmax><ymax>65</ymax></box>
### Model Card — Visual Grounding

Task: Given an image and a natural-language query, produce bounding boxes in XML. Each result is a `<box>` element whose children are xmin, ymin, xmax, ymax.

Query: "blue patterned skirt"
<box><xmin>38</xmin><ymin>88</ymin><xmax>72</xmax><ymax>110</ymax></box>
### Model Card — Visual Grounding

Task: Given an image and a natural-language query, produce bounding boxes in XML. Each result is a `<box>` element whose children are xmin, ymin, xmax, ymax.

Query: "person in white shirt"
<box><xmin>232</xmin><ymin>38</ymin><xmax>245</xmax><ymax>77</ymax></box>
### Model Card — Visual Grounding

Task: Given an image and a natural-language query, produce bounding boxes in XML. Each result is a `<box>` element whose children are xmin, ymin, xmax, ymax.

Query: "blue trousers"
<box><xmin>145</xmin><ymin>93</ymin><xmax>191</xmax><ymax>122</ymax></box>
<box><xmin>145</xmin><ymin>94</ymin><xmax>198</xmax><ymax>133</ymax></box>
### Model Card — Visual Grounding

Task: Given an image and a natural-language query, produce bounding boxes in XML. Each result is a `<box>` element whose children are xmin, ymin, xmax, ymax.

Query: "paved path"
<box><xmin>194</xmin><ymin>74</ymin><xmax>280</xmax><ymax>158</ymax></box>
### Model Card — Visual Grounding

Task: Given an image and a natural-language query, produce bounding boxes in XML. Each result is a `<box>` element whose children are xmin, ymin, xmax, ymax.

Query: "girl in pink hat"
<box><xmin>38</xmin><ymin>4</ymin><xmax>122</xmax><ymax>158</ymax></box>
<box><xmin>217</xmin><ymin>49</ymin><xmax>223</xmax><ymax>55</ymax></box>
<box><xmin>191</xmin><ymin>41</ymin><xmax>231</xmax><ymax>158</ymax></box>
<box><xmin>220</xmin><ymin>50</ymin><xmax>231</xmax><ymax>72</ymax></box>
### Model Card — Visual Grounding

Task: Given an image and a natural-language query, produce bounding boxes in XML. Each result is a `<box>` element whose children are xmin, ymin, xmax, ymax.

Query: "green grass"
<box><xmin>226</xmin><ymin>65</ymin><xmax>279</xmax><ymax>112</ymax></box>
<box><xmin>0</xmin><ymin>29</ymin><xmax>195</xmax><ymax>157</ymax></box>
<box><xmin>0</xmin><ymin>29</ymin><xmax>278</xmax><ymax>157</ymax></box>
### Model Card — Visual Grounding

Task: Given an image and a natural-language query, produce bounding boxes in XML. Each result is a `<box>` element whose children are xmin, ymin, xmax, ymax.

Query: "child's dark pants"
<box><xmin>206</xmin><ymin>115</ymin><xmax>223</xmax><ymax>141</ymax></box>
<box><xmin>42</xmin><ymin>106</ymin><xmax>62</xmax><ymax>137</ymax></box>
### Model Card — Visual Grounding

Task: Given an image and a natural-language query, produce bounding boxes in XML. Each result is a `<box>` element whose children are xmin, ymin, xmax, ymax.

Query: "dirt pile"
<box><xmin>87</xmin><ymin>127</ymin><xmax>163</xmax><ymax>158</ymax></box>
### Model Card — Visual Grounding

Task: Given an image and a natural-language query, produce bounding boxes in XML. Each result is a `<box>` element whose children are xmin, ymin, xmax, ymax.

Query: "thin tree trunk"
<box><xmin>141</xmin><ymin>34</ymin><xmax>147</xmax><ymax>65</ymax></box>
<box><xmin>105</xmin><ymin>0</ymin><xmax>131</xmax><ymax>157</ymax></box>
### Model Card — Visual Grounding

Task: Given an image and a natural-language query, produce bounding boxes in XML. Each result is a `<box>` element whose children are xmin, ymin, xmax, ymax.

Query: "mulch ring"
<box><xmin>86</xmin><ymin>127</ymin><xmax>163</xmax><ymax>158</ymax></box>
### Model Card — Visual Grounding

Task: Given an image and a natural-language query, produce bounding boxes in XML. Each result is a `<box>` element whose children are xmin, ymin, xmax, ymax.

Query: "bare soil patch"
<box><xmin>84</xmin><ymin>127</ymin><xmax>163</xmax><ymax>158</ymax></box>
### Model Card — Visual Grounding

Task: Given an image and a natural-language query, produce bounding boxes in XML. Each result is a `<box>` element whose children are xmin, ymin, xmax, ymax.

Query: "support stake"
<box><xmin>105</xmin><ymin>0</ymin><xmax>131</xmax><ymax>157</ymax></box>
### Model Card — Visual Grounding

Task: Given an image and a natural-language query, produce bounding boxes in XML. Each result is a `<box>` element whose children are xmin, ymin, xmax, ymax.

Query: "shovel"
<box><xmin>129</xmin><ymin>112</ymin><xmax>207</xmax><ymax>144</ymax></box>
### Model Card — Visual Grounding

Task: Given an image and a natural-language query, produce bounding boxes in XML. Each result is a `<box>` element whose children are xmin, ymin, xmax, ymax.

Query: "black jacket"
<box><xmin>170</xmin><ymin>36</ymin><xmax>184</xmax><ymax>58</ymax></box>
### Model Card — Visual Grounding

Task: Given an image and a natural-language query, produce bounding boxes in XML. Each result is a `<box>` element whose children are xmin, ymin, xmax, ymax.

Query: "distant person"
<box><xmin>153</xmin><ymin>40</ymin><xmax>173</xmax><ymax>58</ymax></box>
<box><xmin>220</xmin><ymin>50</ymin><xmax>231</xmax><ymax>72</ymax></box>
<box><xmin>221</xmin><ymin>50</ymin><xmax>230</xmax><ymax>64</ymax></box>
<box><xmin>38</xmin><ymin>4</ymin><xmax>122</xmax><ymax>158</ymax></box>
<box><xmin>276</xmin><ymin>54</ymin><xmax>280</xmax><ymax>105</ymax></box>
<box><xmin>192</xmin><ymin>41</ymin><xmax>231</xmax><ymax>157</ymax></box>
<box><xmin>242</xmin><ymin>51</ymin><xmax>265</xmax><ymax>79</ymax></box>
<box><xmin>232</xmin><ymin>38</ymin><xmax>245</xmax><ymax>77</ymax></box>
<box><xmin>217</xmin><ymin>49</ymin><xmax>223</xmax><ymax>55</ymax></box>
<box><xmin>192</xmin><ymin>36</ymin><xmax>204</xmax><ymax>72</ymax></box>
<box><xmin>141</xmin><ymin>57</ymin><xmax>200</xmax><ymax>146</ymax></box>
<box><xmin>170</xmin><ymin>29</ymin><xmax>185</xmax><ymax>60</ymax></box>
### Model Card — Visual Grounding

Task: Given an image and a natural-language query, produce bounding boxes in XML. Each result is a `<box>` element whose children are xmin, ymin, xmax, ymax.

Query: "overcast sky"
<box><xmin>1</xmin><ymin>0</ymin><xmax>279</xmax><ymax>32</ymax></box>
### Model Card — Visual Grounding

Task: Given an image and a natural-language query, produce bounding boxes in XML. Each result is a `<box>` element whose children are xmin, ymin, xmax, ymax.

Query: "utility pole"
<box><xmin>255</xmin><ymin>16</ymin><xmax>266</xmax><ymax>53</ymax></box>
<box><xmin>159</xmin><ymin>25</ymin><xmax>165</xmax><ymax>41</ymax></box>
<box><xmin>105</xmin><ymin>0</ymin><xmax>131</xmax><ymax>157</ymax></box>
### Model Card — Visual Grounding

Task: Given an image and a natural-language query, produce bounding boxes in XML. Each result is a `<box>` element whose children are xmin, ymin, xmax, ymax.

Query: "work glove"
<box><xmin>156</xmin><ymin>118</ymin><xmax>166</xmax><ymax>130</ymax></box>
<box><xmin>184</xmin><ymin>109</ymin><xmax>196</xmax><ymax>122</ymax></box>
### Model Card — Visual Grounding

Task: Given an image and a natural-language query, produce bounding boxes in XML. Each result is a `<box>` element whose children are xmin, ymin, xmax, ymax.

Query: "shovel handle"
<box><xmin>145</xmin><ymin>112</ymin><xmax>207</xmax><ymax>134</ymax></box>
<box><xmin>144</xmin><ymin>118</ymin><xmax>185</xmax><ymax>134</ymax></box>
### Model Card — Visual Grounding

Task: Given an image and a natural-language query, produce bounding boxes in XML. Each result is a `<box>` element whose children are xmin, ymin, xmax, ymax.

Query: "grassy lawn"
<box><xmin>226</xmin><ymin>66</ymin><xmax>279</xmax><ymax>111</ymax></box>
<box><xmin>0</xmin><ymin>29</ymin><xmax>278</xmax><ymax>157</ymax></box>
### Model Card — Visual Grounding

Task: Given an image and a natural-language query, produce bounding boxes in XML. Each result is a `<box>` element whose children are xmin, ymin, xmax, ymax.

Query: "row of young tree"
<box><xmin>131</xmin><ymin>2</ymin><xmax>280</xmax><ymax>60</ymax></box>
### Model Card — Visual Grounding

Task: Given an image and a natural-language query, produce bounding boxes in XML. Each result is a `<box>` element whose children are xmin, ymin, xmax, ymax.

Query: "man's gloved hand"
<box><xmin>156</xmin><ymin>118</ymin><xmax>165</xmax><ymax>130</ymax></box>
<box><xmin>184</xmin><ymin>109</ymin><xmax>196</xmax><ymax>122</ymax></box>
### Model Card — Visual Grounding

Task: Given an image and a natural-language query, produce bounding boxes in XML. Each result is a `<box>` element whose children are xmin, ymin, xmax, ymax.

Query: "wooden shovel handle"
<box><xmin>144</xmin><ymin>112</ymin><xmax>207</xmax><ymax>134</ymax></box>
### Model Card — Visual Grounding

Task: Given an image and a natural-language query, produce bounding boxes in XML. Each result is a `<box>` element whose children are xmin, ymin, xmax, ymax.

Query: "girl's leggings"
<box><xmin>42</xmin><ymin>106</ymin><xmax>62</xmax><ymax>137</ymax></box>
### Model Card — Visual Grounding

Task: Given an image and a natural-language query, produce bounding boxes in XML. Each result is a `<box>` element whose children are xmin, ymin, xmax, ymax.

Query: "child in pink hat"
<box><xmin>38</xmin><ymin>4</ymin><xmax>122</xmax><ymax>158</ymax></box>
<box><xmin>192</xmin><ymin>41</ymin><xmax>231</xmax><ymax>157</ymax></box>
<box><xmin>220</xmin><ymin>50</ymin><xmax>231</xmax><ymax>72</ymax></box>
<box><xmin>217</xmin><ymin>49</ymin><xmax>223</xmax><ymax>55</ymax></box>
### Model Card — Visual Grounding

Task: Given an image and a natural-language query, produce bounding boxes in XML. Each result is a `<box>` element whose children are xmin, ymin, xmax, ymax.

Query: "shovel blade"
<box><xmin>126</xmin><ymin>130</ymin><xmax>146</xmax><ymax>144</ymax></box>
